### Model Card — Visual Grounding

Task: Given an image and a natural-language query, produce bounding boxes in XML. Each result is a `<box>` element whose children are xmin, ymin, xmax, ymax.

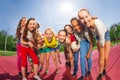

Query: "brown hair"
<box><xmin>36</xmin><ymin>22</ymin><xmax>40</xmax><ymax>29</ymax></box>
<box><xmin>23</xmin><ymin>18</ymin><xmax>36</xmax><ymax>42</ymax></box>
<box><xmin>70</xmin><ymin>17</ymin><xmax>78</xmax><ymax>23</ymax></box>
<box><xmin>16</xmin><ymin>17</ymin><xmax>27</xmax><ymax>39</ymax></box>
<box><xmin>71</xmin><ymin>17</ymin><xmax>84</xmax><ymax>28</ymax></box>
<box><xmin>64</xmin><ymin>24</ymin><xmax>73</xmax><ymax>35</ymax></box>
<box><xmin>58</xmin><ymin>29</ymin><xmax>67</xmax><ymax>36</ymax></box>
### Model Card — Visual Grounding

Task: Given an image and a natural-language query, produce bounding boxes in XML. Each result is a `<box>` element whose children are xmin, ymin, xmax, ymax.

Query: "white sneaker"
<box><xmin>34</xmin><ymin>75</ymin><xmax>41</xmax><ymax>80</ymax></box>
<box><xmin>23</xmin><ymin>77</ymin><xmax>27</xmax><ymax>80</ymax></box>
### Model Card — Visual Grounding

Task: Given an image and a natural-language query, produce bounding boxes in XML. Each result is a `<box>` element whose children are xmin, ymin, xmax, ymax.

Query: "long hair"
<box><xmin>16</xmin><ymin>17</ymin><xmax>26</xmax><ymax>39</ymax></box>
<box><xmin>64</xmin><ymin>24</ymin><xmax>73</xmax><ymax>36</ymax></box>
<box><xmin>23</xmin><ymin>18</ymin><xmax>37</xmax><ymax>43</ymax></box>
<box><xmin>58</xmin><ymin>29</ymin><xmax>67</xmax><ymax>43</ymax></box>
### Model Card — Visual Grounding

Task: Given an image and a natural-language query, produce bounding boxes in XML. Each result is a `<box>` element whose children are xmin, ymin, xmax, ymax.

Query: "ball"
<box><xmin>71</xmin><ymin>41</ymin><xmax>80</xmax><ymax>50</ymax></box>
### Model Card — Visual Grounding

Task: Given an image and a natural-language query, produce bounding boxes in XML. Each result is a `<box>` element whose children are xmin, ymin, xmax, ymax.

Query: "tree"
<box><xmin>109</xmin><ymin>23</ymin><xmax>120</xmax><ymax>43</ymax></box>
<box><xmin>0</xmin><ymin>30</ymin><xmax>16</xmax><ymax>51</ymax></box>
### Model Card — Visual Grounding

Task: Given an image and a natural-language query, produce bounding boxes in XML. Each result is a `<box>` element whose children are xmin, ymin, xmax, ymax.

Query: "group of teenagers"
<box><xmin>16</xmin><ymin>8</ymin><xmax>111</xmax><ymax>80</ymax></box>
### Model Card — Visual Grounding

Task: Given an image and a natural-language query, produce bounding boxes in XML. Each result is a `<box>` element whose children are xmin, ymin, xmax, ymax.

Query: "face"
<box><xmin>28</xmin><ymin>20</ymin><xmax>36</xmax><ymax>32</ymax></box>
<box><xmin>65</xmin><ymin>26</ymin><xmax>73</xmax><ymax>34</ymax></box>
<box><xmin>37</xmin><ymin>35</ymin><xmax>44</xmax><ymax>43</ymax></box>
<box><xmin>58</xmin><ymin>31</ymin><xmax>66</xmax><ymax>43</ymax></box>
<box><xmin>21</xmin><ymin>18</ymin><xmax>27</xmax><ymax>27</ymax></box>
<box><xmin>78</xmin><ymin>10</ymin><xmax>91</xmax><ymax>27</ymax></box>
<box><xmin>45</xmin><ymin>29</ymin><xmax>53</xmax><ymax>42</ymax></box>
<box><xmin>71</xmin><ymin>20</ymin><xmax>81</xmax><ymax>32</ymax></box>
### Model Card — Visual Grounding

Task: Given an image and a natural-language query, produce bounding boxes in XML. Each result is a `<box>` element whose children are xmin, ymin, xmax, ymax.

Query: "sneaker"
<box><xmin>23</xmin><ymin>77</ymin><xmax>27</xmax><ymax>80</ymax></box>
<box><xmin>18</xmin><ymin>72</ymin><xmax>22</xmax><ymax>77</ymax></box>
<box><xmin>45</xmin><ymin>69</ymin><xmax>49</xmax><ymax>74</ymax></box>
<box><xmin>34</xmin><ymin>75</ymin><xmax>41</xmax><ymax>80</ymax></box>
<box><xmin>65</xmin><ymin>61</ymin><xmax>71</xmax><ymax>67</ymax></box>
<box><xmin>102</xmin><ymin>69</ymin><xmax>106</xmax><ymax>76</ymax></box>
<box><xmin>96</xmin><ymin>74</ymin><xmax>102</xmax><ymax>80</ymax></box>
<box><xmin>72</xmin><ymin>72</ymin><xmax>76</xmax><ymax>77</ymax></box>
<box><xmin>26</xmin><ymin>72</ymin><xmax>30</xmax><ymax>76</ymax></box>
<box><xmin>65</xmin><ymin>61</ymin><xmax>69</xmax><ymax>66</ymax></box>
<box><xmin>86</xmin><ymin>71</ymin><xmax>91</xmax><ymax>76</ymax></box>
<box><xmin>78</xmin><ymin>76</ymin><xmax>84</xmax><ymax>80</ymax></box>
<box><xmin>56</xmin><ymin>69</ymin><xmax>59</xmax><ymax>74</ymax></box>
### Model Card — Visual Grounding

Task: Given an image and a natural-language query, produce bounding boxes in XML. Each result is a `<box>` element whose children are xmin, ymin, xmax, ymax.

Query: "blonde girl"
<box><xmin>44</xmin><ymin>28</ymin><xmax>59</xmax><ymax>74</ymax></box>
<box><xmin>36</xmin><ymin>33</ymin><xmax>50</xmax><ymax>72</ymax></box>
<box><xmin>78</xmin><ymin>9</ymin><xmax>110</xmax><ymax>80</ymax></box>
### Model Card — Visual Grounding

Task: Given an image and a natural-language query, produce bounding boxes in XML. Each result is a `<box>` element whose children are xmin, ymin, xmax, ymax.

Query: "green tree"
<box><xmin>110</xmin><ymin>23</ymin><xmax>120</xmax><ymax>43</ymax></box>
<box><xmin>0</xmin><ymin>30</ymin><xmax>16</xmax><ymax>51</ymax></box>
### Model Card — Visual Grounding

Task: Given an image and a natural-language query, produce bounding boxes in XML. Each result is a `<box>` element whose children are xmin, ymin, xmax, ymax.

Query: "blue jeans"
<box><xmin>73</xmin><ymin>51</ymin><xmax>79</xmax><ymax>73</ymax></box>
<box><xmin>80</xmin><ymin>40</ymin><xmax>92</xmax><ymax>76</ymax></box>
<box><xmin>96</xmin><ymin>30</ymin><xmax>111</xmax><ymax>41</ymax></box>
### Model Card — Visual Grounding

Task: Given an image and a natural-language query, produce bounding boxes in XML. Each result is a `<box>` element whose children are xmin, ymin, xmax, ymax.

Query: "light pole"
<box><xmin>4</xmin><ymin>28</ymin><xmax>9</xmax><ymax>54</ymax></box>
<box><xmin>114</xmin><ymin>25</ymin><xmax>118</xmax><ymax>44</ymax></box>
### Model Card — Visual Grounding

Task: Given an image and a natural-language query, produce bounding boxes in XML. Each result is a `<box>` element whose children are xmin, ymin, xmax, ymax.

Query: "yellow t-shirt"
<box><xmin>44</xmin><ymin>36</ymin><xmax>58</xmax><ymax>48</ymax></box>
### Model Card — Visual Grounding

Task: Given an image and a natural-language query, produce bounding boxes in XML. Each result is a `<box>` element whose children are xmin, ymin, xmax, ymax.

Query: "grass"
<box><xmin>0</xmin><ymin>41</ymin><xmax>120</xmax><ymax>56</ymax></box>
<box><xmin>0</xmin><ymin>50</ymin><xmax>16</xmax><ymax>56</ymax></box>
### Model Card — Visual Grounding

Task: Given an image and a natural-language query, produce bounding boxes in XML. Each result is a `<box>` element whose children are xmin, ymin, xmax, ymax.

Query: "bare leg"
<box><xmin>40</xmin><ymin>54</ymin><xmax>45</xmax><ymax>70</ymax></box>
<box><xmin>104</xmin><ymin>41</ymin><xmax>110</xmax><ymax>70</ymax></box>
<box><xmin>97</xmin><ymin>41</ymin><xmax>104</xmax><ymax>74</ymax></box>
<box><xmin>51</xmin><ymin>51</ymin><xmax>59</xmax><ymax>69</ymax></box>
<box><xmin>21</xmin><ymin>66</ymin><xmax>26</xmax><ymax>78</ymax></box>
<box><xmin>33</xmin><ymin>64</ymin><xmax>39</xmax><ymax>76</ymax></box>
<box><xmin>56</xmin><ymin>49</ymin><xmax>62</xmax><ymax>64</ymax></box>
<box><xmin>68</xmin><ymin>50</ymin><xmax>74</xmax><ymax>71</ymax></box>
<box><xmin>45</xmin><ymin>52</ymin><xmax>50</xmax><ymax>73</ymax></box>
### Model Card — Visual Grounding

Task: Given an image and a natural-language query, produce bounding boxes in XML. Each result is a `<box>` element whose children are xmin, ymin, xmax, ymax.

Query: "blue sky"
<box><xmin>0</xmin><ymin>0</ymin><xmax>120</xmax><ymax>36</ymax></box>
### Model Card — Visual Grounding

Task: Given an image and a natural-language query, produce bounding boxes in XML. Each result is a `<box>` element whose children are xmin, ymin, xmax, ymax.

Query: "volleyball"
<box><xmin>71</xmin><ymin>41</ymin><xmax>80</xmax><ymax>50</ymax></box>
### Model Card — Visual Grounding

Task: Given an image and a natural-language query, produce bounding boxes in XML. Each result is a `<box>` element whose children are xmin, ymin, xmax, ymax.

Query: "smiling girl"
<box><xmin>20</xmin><ymin>18</ymin><xmax>41</xmax><ymax>80</ymax></box>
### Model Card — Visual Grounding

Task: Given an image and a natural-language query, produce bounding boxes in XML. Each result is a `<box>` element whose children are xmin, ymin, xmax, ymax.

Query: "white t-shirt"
<box><xmin>94</xmin><ymin>19</ymin><xmax>107</xmax><ymax>46</ymax></box>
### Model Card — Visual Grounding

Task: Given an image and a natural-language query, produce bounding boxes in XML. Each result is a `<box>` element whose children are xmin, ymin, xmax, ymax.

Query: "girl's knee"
<box><xmin>99</xmin><ymin>60</ymin><xmax>104</xmax><ymax>66</ymax></box>
<box><xmin>69</xmin><ymin>54</ymin><xmax>73</xmax><ymax>59</ymax></box>
<box><xmin>33</xmin><ymin>58</ymin><xmax>39</xmax><ymax>64</ymax></box>
<box><xmin>53</xmin><ymin>57</ymin><xmax>57</xmax><ymax>61</ymax></box>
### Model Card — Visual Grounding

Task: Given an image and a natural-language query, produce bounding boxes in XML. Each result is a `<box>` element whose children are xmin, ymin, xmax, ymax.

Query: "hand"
<box><xmin>28</xmin><ymin>42</ymin><xmax>34</xmax><ymax>48</ymax></box>
<box><xmin>72</xmin><ymin>49</ymin><xmax>77</xmax><ymax>53</ymax></box>
<box><xmin>86</xmin><ymin>52</ymin><xmax>91</xmax><ymax>60</ymax></box>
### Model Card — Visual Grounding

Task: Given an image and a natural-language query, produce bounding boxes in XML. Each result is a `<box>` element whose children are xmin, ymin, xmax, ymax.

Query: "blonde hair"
<box><xmin>44</xmin><ymin>28</ymin><xmax>55</xmax><ymax>35</ymax></box>
<box><xmin>78</xmin><ymin>8</ymin><xmax>90</xmax><ymax>15</ymax></box>
<box><xmin>78</xmin><ymin>9</ymin><xmax>98</xmax><ymax>20</ymax></box>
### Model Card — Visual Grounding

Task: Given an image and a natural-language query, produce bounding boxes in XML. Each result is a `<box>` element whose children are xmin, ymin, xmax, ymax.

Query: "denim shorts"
<box><xmin>50</xmin><ymin>45</ymin><xmax>60</xmax><ymax>51</ymax></box>
<box><xmin>96</xmin><ymin>30</ymin><xmax>110</xmax><ymax>42</ymax></box>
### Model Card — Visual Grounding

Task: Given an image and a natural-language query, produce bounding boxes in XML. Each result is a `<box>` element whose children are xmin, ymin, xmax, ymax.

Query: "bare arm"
<box><xmin>86</xmin><ymin>32</ymin><xmax>93</xmax><ymax>59</ymax></box>
<box><xmin>20</xmin><ymin>34</ymin><xmax>33</xmax><ymax>48</ymax></box>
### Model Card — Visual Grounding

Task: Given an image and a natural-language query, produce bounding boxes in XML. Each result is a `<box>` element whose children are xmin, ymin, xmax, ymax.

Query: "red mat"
<box><xmin>0</xmin><ymin>45</ymin><xmax>120</xmax><ymax>80</ymax></box>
